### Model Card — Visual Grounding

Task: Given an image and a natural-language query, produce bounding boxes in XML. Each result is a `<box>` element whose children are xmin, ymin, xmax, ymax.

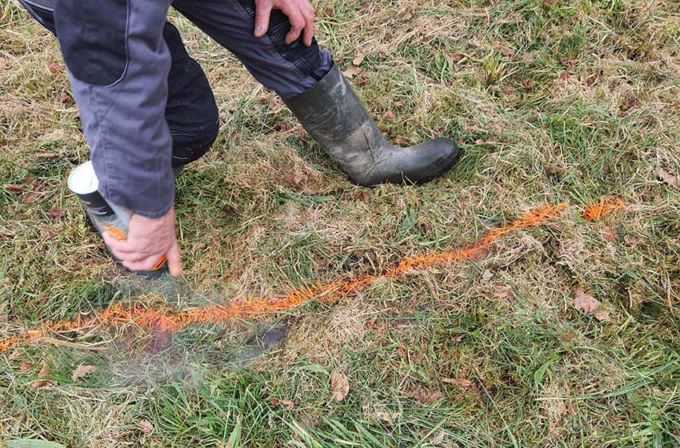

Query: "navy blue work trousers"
<box><xmin>19</xmin><ymin>0</ymin><xmax>333</xmax><ymax>217</ymax></box>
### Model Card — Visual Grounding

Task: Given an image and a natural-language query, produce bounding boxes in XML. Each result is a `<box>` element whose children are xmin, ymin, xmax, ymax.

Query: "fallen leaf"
<box><xmin>481</xmin><ymin>270</ymin><xmax>493</xmax><ymax>283</ymax></box>
<box><xmin>585</xmin><ymin>74</ymin><xmax>599</xmax><ymax>86</ymax></box>
<box><xmin>573</xmin><ymin>288</ymin><xmax>600</xmax><ymax>313</ymax></box>
<box><xmin>354</xmin><ymin>76</ymin><xmax>368</xmax><ymax>85</ymax></box>
<box><xmin>545</xmin><ymin>166</ymin><xmax>565</xmax><ymax>176</ymax></box>
<box><xmin>60</xmin><ymin>92</ymin><xmax>75</xmax><ymax>104</ymax></box>
<box><xmin>559</xmin><ymin>72</ymin><xmax>571</xmax><ymax>81</ymax></box>
<box><xmin>594</xmin><ymin>310</ymin><xmax>613</xmax><ymax>322</ymax></box>
<box><xmin>352</xmin><ymin>52</ymin><xmax>365</xmax><ymax>66</ymax></box>
<box><xmin>269</xmin><ymin>398</ymin><xmax>295</xmax><ymax>409</ymax></box>
<box><xmin>139</xmin><ymin>420</ymin><xmax>154</xmax><ymax>435</ymax></box>
<box><xmin>47</xmin><ymin>62</ymin><xmax>62</xmax><ymax>75</ymax></box>
<box><xmin>71</xmin><ymin>364</ymin><xmax>97</xmax><ymax>382</ymax></box>
<box><xmin>4</xmin><ymin>184</ymin><xmax>25</xmax><ymax>193</ymax></box>
<box><xmin>564</xmin><ymin>332</ymin><xmax>575</xmax><ymax>341</ymax></box>
<box><xmin>384</xmin><ymin>110</ymin><xmax>395</xmax><ymax>119</ymax></box>
<box><xmin>601</xmin><ymin>226</ymin><xmax>616</xmax><ymax>242</ymax></box>
<box><xmin>659</xmin><ymin>169</ymin><xmax>679</xmax><ymax>189</ymax></box>
<box><xmin>394</xmin><ymin>101</ymin><xmax>404</xmax><ymax>108</ymax></box>
<box><xmin>452</xmin><ymin>334</ymin><xmax>466</xmax><ymax>342</ymax></box>
<box><xmin>430</xmin><ymin>430</ymin><xmax>446</xmax><ymax>445</ymax></box>
<box><xmin>20</xmin><ymin>361</ymin><xmax>35</xmax><ymax>371</ymax></box>
<box><xmin>492</xmin><ymin>42</ymin><xmax>513</xmax><ymax>56</ymax></box>
<box><xmin>411</xmin><ymin>388</ymin><xmax>444</xmax><ymax>405</ymax></box>
<box><xmin>30</xmin><ymin>362</ymin><xmax>51</xmax><ymax>389</ymax></box>
<box><xmin>329</xmin><ymin>369</ymin><xmax>349</xmax><ymax>402</ymax></box>
<box><xmin>48</xmin><ymin>209</ymin><xmax>65</xmax><ymax>218</ymax></box>
<box><xmin>324</xmin><ymin>7</ymin><xmax>334</xmax><ymax>17</ymax></box>
<box><xmin>342</xmin><ymin>67</ymin><xmax>362</xmax><ymax>78</ymax></box>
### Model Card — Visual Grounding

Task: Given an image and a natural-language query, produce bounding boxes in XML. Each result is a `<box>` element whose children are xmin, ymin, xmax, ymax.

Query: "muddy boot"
<box><xmin>284</xmin><ymin>64</ymin><xmax>460</xmax><ymax>186</ymax></box>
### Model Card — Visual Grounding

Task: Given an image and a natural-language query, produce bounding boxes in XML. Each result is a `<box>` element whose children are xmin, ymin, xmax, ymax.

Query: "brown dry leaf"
<box><xmin>329</xmin><ymin>369</ymin><xmax>349</xmax><ymax>402</ymax></box>
<box><xmin>342</xmin><ymin>67</ymin><xmax>362</xmax><ymax>79</ymax></box>
<box><xmin>139</xmin><ymin>419</ymin><xmax>154</xmax><ymax>435</ymax></box>
<box><xmin>585</xmin><ymin>74</ymin><xmax>599</xmax><ymax>86</ymax></box>
<box><xmin>384</xmin><ymin>110</ymin><xmax>395</xmax><ymax>119</ymax></box>
<box><xmin>47</xmin><ymin>62</ymin><xmax>62</xmax><ymax>75</ymax></box>
<box><xmin>546</xmin><ymin>166</ymin><xmax>565</xmax><ymax>176</ymax></box>
<box><xmin>564</xmin><ymin>332</ymin><xmax>575</xmax><ymax>342</ymax></box>
<box><xmin>4</xmin><ymin>184</ymin><xmax>25</xmax><ymax>193</ymax></box>
<box><xmin>573</xmin><ymin>288</ymin><xmax>600</xmax><ymax>313</ymax></box>
<box><xmin>48</xmin><ymin>209</ymin><xmax>66</xmax><ymax>218</ymax></box>
<box><xmin>71</xmin><ymin>364</ymin><xmax>97</xmax><ymax>382</ymax></box>
<box><xmin>411</xmin><ymin>388</ymin><xmax>444</xmax><ymax>405</ymax></box>
<box><xmin>659</xmin><ymin>169</ymin><xmax>679</xmax><ymax>189</ymax></box>
<box><xmin>354</xmin><ymin>76</ymin><xmax>368</xmax><ymax>85</ymax></box>
<box><xmin>492</xmin><ymin>42</ymin><xmax>513</xmax><ymax>56</ymax></box>
<box><xmin>60</xmin><ymin>92</ymin><xmax>75</xmax><ymax>104</ymax></box>
<box><xmin>594</xmin><ymin>310</ymin><xmax>613</xmax><ymax>322</ymax></box>
<box><xmin>20</xmin><ymin>361</ymin><xmax>35</xmax><ymax>371</ymax></box>
<box><xmin>324</xmin><ymin>7</ymin><xmax>334</xmax><ymax>17</ymax></box>
<box><xmin>352</xmin><ymin>52</ymin><xmax>365</xmax><ymax>66</ymax></box>
<box><xmin>269</xmin><ymin>398</ymin><xmax>295</xmax><ymax>409</ymax></box>
<box><xmin>30</xmin><ymin>361</ymin><xmax>51</xmax><ymax>389</ymax></box>
<box><xmin>601</xmin><ymin>226</ymin><xmax>617</xmax><ymax>242</ymax></box>
<box><xmin>559</xmin><ymin>72</ymin><xmax>571</xmax><ymax>81</ymax></box>
<box><xmin>394</xmin><ymin>101</ymin><xmax>404</xmax><ymax>108</ymax></box>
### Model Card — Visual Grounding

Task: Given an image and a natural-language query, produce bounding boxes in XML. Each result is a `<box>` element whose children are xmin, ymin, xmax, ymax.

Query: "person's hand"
<box><xmin>253</xmin><ymin>0</ymin><xmax>315</xmax><ymax>46</ymax></box>
<box><xmin>102</xmin><ymin>207</ymin><xmax>183</xmax><ymax>277</ymax></box>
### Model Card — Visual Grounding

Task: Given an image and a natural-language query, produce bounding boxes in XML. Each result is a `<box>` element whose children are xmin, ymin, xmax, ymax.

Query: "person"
<box><xmin>18</xmin><ymin>0</ymin><xmax>460</xmax><ymax>277</ymax></box>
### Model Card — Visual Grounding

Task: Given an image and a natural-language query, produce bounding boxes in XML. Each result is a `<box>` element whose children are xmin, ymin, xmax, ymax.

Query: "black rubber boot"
<box><xmin>284</xmin><ymin>64</ymin><xmax>460</xmax><ymax>186</ymax></box>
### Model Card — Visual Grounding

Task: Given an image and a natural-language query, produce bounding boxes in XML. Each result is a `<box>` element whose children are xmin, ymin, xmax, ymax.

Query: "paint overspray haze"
<box><xmin>1</xmin><ymin>200</ymin><xmax>624</xmax><ymax>368</ymax></box>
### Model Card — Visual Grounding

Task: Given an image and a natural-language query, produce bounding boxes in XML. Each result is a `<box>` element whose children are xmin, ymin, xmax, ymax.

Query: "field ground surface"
<box><xmin>1</xmin><ymin>0</ymin><xmax>679</xmax><ymax>446</ymax></box>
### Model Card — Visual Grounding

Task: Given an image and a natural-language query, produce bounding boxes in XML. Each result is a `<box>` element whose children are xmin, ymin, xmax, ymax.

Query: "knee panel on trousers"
<box><xmin>170</xmin><ymin>116</ymin><xmax>219</xmax><ymax>167</ymax></box>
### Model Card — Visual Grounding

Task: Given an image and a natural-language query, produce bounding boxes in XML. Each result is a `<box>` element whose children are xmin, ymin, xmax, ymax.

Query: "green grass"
<box><xmin>1</xmin><ymin>0</ymin><xmax>680</xmax><ymax>446</ymax></box>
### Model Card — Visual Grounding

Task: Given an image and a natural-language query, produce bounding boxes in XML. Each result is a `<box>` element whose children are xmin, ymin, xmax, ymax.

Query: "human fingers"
<box><xmin>123</xmin><ymin>255</ymin><xmax>165</xmax><ymax>272</ymax></box>
<box><xmin>165</xmin><ymin>239</ymin><xmax>183</xmax><ymax>277</ymax></box>
<box><xmin>254</xmin><ymin>0</ymin><xmax>273</xmax><ymax>37</ymax></box>
<box><xmin>301</xmin><ymin>1</ymin><xmax>315</xmax><ymax>46</ymax></box>
<box><xmin>281</xmin><ymin>3</ymin><xmax>305</xmax><ymax>44</ymax></box>
<box><xmin>102</xmin><ymin>230</ymin><xmax>133</xmax><ymax>253</ymax></box>
<box><xmin>109</xmin><ymin>248</ymin><xmax>150</xmax><ymax>263</ymax></box>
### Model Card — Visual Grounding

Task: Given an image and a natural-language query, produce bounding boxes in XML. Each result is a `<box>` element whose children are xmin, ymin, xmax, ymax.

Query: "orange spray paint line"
<box><xmin>0</xmin><ymin>203</ymin><xmax>573</xmax><ymax>353</ymax></box>
<box><xmin>67</xmin><ymin>161</ymin><xmax>168</xmax><ymax>277</ymax></box>
<box><xmin>582</xmin><ymin>198</ymin><xmax>624</xmax><ymax>222</ymax></box>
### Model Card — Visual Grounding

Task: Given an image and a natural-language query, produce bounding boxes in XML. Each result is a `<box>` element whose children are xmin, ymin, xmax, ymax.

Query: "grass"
<box><xmin>1</xmin><ymin>0</ymin><xmax>679</xmax><ymax>446</ymax></box>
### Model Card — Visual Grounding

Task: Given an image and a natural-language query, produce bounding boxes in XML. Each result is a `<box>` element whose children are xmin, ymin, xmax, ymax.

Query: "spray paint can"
<box><xmin>67</xmin><ymin>161</ymin><xmax>168</xmax><ymax>279</ymax></box>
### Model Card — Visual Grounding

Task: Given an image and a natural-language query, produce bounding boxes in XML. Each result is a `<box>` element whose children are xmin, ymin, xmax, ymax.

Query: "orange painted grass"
<box><xmin>582</xmin><ymin>198</ymin><xmax>624</xmax><ymax>222</ymax></box>
<box><xmin>0</xmin><ymin>203</ymin><xmax>570</xmax><ymax>353</ymax></box>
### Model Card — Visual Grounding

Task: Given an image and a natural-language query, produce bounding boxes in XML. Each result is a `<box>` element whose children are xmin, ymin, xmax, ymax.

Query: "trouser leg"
<box><xmin>162</xmin><ymin>23</ymin><xmax>219</xmax><ymax>170</ymax></box>
<box><xmin>171</xmin><ymin>0</ymin><xmax>333</xmax><ymax>100</ymax></box>
<box><xmin>18</xmin><ymin>0</ymin><xmax>218</xmax><ymax>172</ymax></box>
